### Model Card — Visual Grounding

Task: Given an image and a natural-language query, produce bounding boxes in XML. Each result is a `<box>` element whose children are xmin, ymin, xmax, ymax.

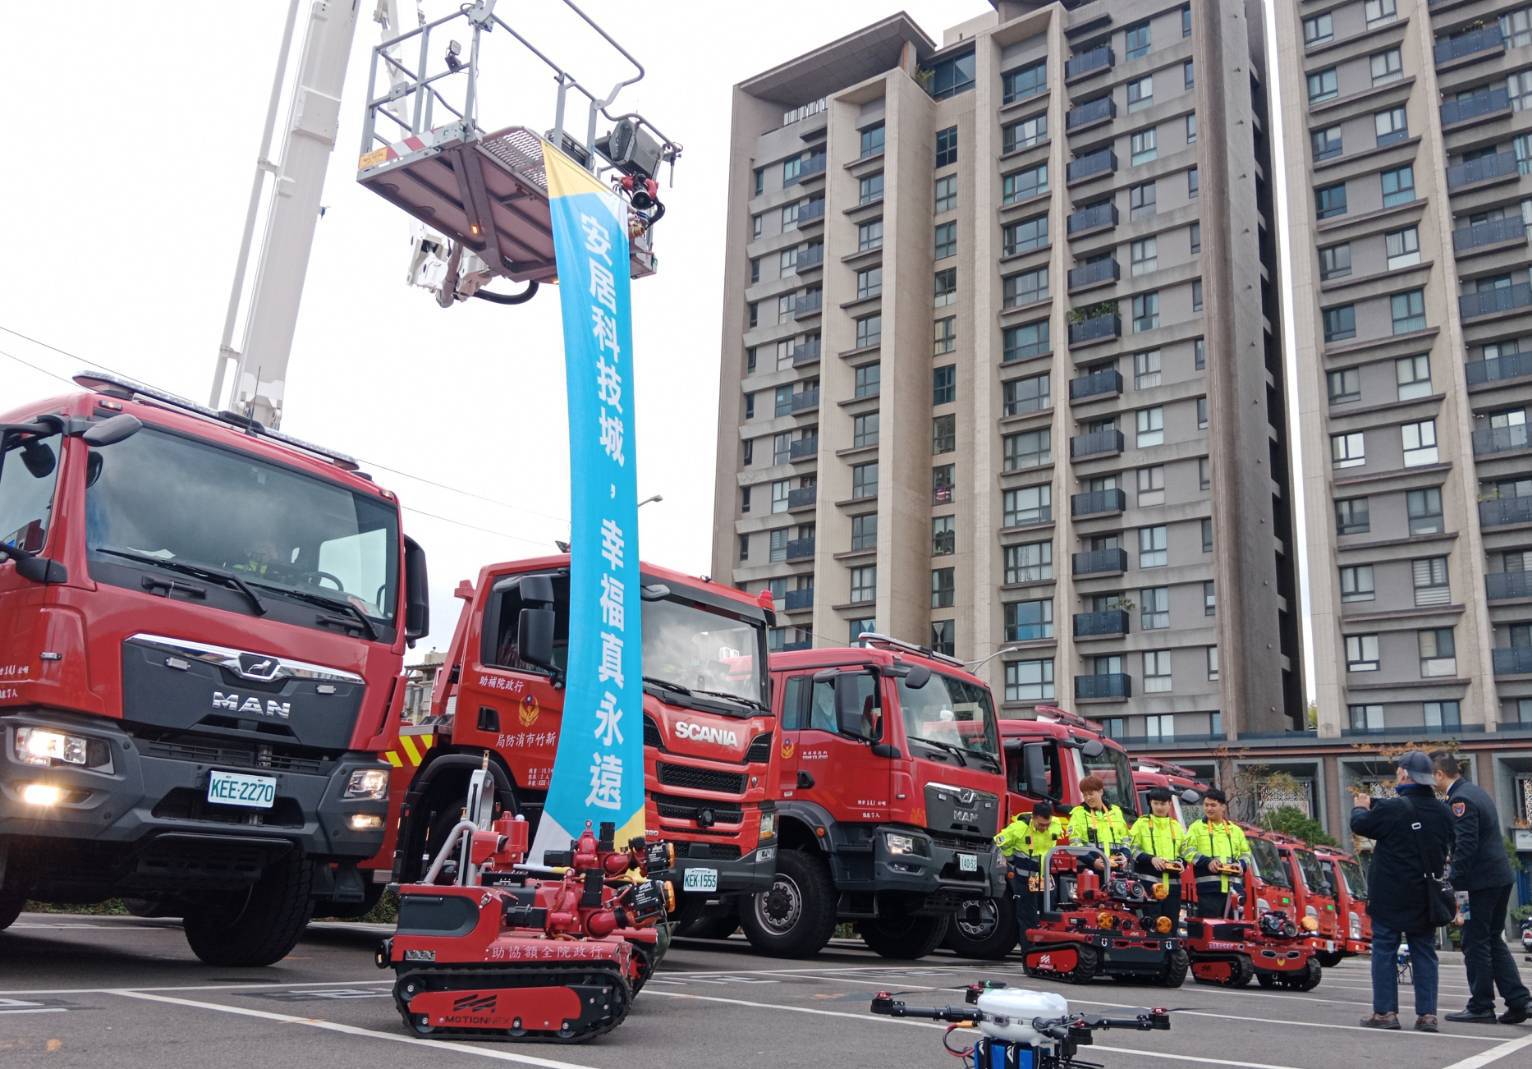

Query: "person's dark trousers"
<box><xmin>1371</xmin><ymin>919</ymin><xmax>1438</xmax><ymax>1017</ymax></box>
<box><xmin>1196</xmin><ymin>889</ymin><xmax>1229</xmax><ymax>919</ymax></box>
<box><xmin>1463</xmin><ymin>884</ymin><xmax>1532</xmax><ymax>1014</ymax></box>
<box><xmin>1013</xmin><ymin>885</ymin><xmax>1040</xmax><ymax>947</ymax></box>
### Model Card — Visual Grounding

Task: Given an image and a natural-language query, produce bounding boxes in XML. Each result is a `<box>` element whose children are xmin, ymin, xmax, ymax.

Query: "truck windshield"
<box><xmin>1248</xmin><ymin>838</ymin><xmax>1291</xmax><ymax>888</ymax></box>
<box><xmin>85</xmin><ymin>425</ymin><xmax>399</xmax><ymax>621</ymax></box>
<box><xmin>1081</xmin><ymin>745</ymin><xmax>1137</xmax><ymax>819</ymax></box>
<box><xmin>897</xmin><ymin>671</ymin><xmax>1000</xmax><ymax>764</ymax></box>
<box><xmin>1338</xmin><ymin>858</ymin><xmax>1367</xmax><ymax>898</ymax></box>
<box><xmin>642</xmin><ymin>595</ymin><xmax>768</xmax><ymax>712</ymax></box>
<box><xmin>1295</xmin><ymin>849</ymin><xmax>1333</xmax><ymax>895</ymax></box>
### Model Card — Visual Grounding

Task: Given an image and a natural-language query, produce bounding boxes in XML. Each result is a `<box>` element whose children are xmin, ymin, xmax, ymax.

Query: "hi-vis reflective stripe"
<box><xmin>383</xmin><ymin>734</ymin><xmax>435</xmax><ymax>768</ymax></box>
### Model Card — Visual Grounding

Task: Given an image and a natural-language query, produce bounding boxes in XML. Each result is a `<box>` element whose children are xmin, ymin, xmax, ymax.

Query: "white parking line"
<box><xmin>106</xmin><ymin>990</ymin><xmax>599</xmax><ymax>1068</ymax></box>
<box><xmin>0</xmin><ymin>978</ymin><xmax>394</xmax><ymax>997</ymax></box>
<box><xmin>1439</xmin><ymin>1032</ymin><xmax>1532</xmax><ymax>1069</ymax></box>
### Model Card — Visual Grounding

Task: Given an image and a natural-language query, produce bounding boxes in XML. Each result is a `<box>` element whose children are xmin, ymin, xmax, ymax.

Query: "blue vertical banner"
<box><xmin>530</xmin><ymin>145</ymin><xmax>645</xmax><ymax>864</ymax></box>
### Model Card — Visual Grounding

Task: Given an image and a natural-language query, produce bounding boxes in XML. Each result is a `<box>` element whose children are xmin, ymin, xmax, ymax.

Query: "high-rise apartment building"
<box><xmin>710</xmin><ymin>0</ymin><xmax>1303</xmax><ymax>743</ymax></box>
<box><xmin>1276</xmin><ymin>0</ymin><xmax>1532</xmax><ymax>742</ymax></box>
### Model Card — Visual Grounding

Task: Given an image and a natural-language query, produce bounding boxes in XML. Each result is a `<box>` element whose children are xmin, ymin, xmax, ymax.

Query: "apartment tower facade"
<box><xmin>711</xmin><ymin>0</ymin><xmax>1303</xmax><ymax>742</ymax></box>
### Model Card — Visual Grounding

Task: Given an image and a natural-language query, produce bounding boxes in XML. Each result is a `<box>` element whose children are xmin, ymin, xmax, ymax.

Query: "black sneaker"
<box><xmin>1445</xmin><ymin>1009</ymin><xmax>1498</xmax><ymax>1024</ymax></box>
<box><xmin>1498</xmin><ymin>1003</ymin><xmax>1530</xmax><ymax>1025</ymax></box>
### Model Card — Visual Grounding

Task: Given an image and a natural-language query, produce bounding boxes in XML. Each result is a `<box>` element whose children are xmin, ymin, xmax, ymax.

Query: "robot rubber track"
<box><xmin>393</xmin><ymin>962</ymin><xmax>632</xmax><ymax>1042</ymax></box>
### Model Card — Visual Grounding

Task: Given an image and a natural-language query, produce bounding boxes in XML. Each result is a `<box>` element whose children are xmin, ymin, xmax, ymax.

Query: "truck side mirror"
<box><xmin>517</xmin><ymin>607</ymin><xmax>556</xmax><ymax>671</ymax></box>
<box><xmin>833</xmin><ymin>672</ymin><xmax>877</xmax><ymax>740</ymax></box>
<box><xmin>1023</xmin><ymin>744</ymin><xmax>1050</xmax><ymax>796</ymax></box>
<box><xmin>1079</xmin><ymin>737</ymin><xmax>1105</xmax><ymax>758</ymax></box>
<box><xmin>81</xmin><ymin>413</ymin><xmax>142</xmax><ymax>447</ymax></box>
<box><xmin>403</xmin><ymin>537</ymin><xmax>429</xmax><ymax>644</ymax></box>
<box><xmin>903</xmin><ymin>664</ymin><xmax>931</xmax><ymax>689</ymax></box>
<box><xmin>1180</xmin><ymin>788</ymin><xmax>1202</xmax><ymax>805</ymax></box>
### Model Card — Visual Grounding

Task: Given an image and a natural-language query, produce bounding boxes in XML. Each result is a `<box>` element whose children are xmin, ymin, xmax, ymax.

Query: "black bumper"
<box><xmin>673</xmin><ymin>842</ymin><xmax>777</xmax><ymax>897</ymax></box>
<box><xmin>831</xmin><ymin>825</ymin><xmax>1005</xmax><ymax>901</ymax></box>
<box><xmin>0</xmin><ymin>709</ymin><xmax>387</xmax><ymax>892</ymax></box>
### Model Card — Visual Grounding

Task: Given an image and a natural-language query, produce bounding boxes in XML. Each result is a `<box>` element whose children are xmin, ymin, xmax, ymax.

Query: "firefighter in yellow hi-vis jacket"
<box><xmin>1181</xmin><ymin>787</ymin><xmax>1249</xmax><ymax>918</ymax></box>
<box><xmin>1068</xmin><ymin>775</ymin><xmax>1130</xmax><ymax>876</ymax></box>
<box><xmin>995</xmin><ymin>800</ymin><xmax>1065</xmax><ymax>947</ymax></box>
<box><xmin>1130</xmin><ymin>787</ymin><xmax>1186</xmax><ymax>926</ymax></box>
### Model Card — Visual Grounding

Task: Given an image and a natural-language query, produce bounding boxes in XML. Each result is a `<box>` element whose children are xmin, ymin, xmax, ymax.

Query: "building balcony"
<box><xmin>1480</xmin><ymin>495</ymin><xmax>1532</xmax><ymax>527</ymax></box>
<box><xmin>795</xmin><ymin>245</ymin><xmax>825</xmax><ymax>271</ymax></box>
<box><xmin>1453</xmin><ymin>216</ymin><xmax>1527</xmax><ymax>255</ymax></box>
<box><xmin>1068</xmin><ymin>312</ymin><xmax>1120</xmax><ymax>347</ymax></box>
<box><xmin>784</xmin><ymin>587</ymin><xmax>814</xmax><ymax>611</ymax></box>
<box><xmin>1466</xmin><ymin>349</ymin><xmax>1532</xmax><ymax>386</ymax></box>
<box><xmin>797</xmin><ymin>199</ymin><xmax>826</xmax><ymax>226</ymax></box>
<box><xmin>1472</xmin><ymin>423</ymin><xmax>1531</xmax><ymax>455</ymax></box>
<box><xmin>1069</xmin><ymin>429</ymin><xmax>1124</xmax><ymax>460</ymax></box>
<box><xmin>1070</xmin><ymin>368</ymin><xmax>1123</xmax><ymax>403</ymax></box>
<box><xmin>1075</xmin><ymin>672</ymin><xmax>1131</xmax><ymax>700</ymax></box>
<box><xmin>788</xmin><ymin>436</ymin><xmax>819</xmax><ymax>461</ymax></box>
<box><xmin>1434</xmin><ymin>25</ymin><xmax>1505</xmax><ymax>67</ymax></box>
<box><xmin>1487</xmin><ymin>571</ymin><xmax>1532</xmax><ymax>600</ymax></box>
<box><xmin>1068</xmin><ymin>202</ymin><xmax>1117</xmax><ymax>237</ymax></box>
<box><xmin>1065</xmin><ymin>45</ymin><xmax>1114</xmax><ymax>82</ymax></box>
<box><xmin>1071</xmin><ymin>488</ymin><xmax>1127</xmax><ymax>517</ymax></box>
<box><xmin>786</xmin><ymin>485</ymin><xmax>816</xmax><ymax>512</ymax></box>
<box><xmin>1067</xmin><ymin>96</ymin><xmax>1116</xmax><ymax>132</ymax></box>
<box><xmin>1441</xmin><ymin>86</ymin><xmax>1511</xmax><ymax>128</ymax></box>
<box><xmin>792</xmin><ymin>155</ymin><xmax>827</xmax><ymax>184</ymax></box>
<box><xmin>1068</xmin><ymin>258</ymin><xmax>1120</xmax><ymax>292</ymax></box>
<box><xmin>784</xmin><ymin>537</ymin><xmax>815</xmax><ymax>562</ymax></box>
<box><xmin>792</xmin><ymin>293</ymin><xmax>822</xmax><ymax>319</ymax></box>
<box><xmin>1072</xmin><ymin>547</ymin><xmax>1127</xmax><ymax>576</ymax></box>
<box><xmin>790</xmin><ymin>341</ymin><xmax>821</xmax><ymax>367</ymax></box>
<box><xmin>1067</xmin><ymin>149</ymin><xmax>1116</xmax><ymax>184</ymax></box>
<box><xmin>788</xmin><ymin>389</ymin><xmax>819</xmax><ymax>414</ymax></box>
<box><xmin>1446</xmin><ymin>151</ymin><xmax>1519</xmax><ymax>192</ymax></box>
<box><xmin>1073</xmin><ymin>610</ymin><xmax>1128</xmax><ymax>638</ymax></box>
<box><xmin>1459</xmin><ymin>282</ymin><xmax>1532</xmax><ymax>320</ymax></box>
<box><xmin>1492</xmin><ymin>647</ymin><xmax>1532</xmax><ymax>676</ymax></box>
<box><xmin>779</xmin><ymin>639</ymin><xmax>812</xmax><ymax>652</ymax></box>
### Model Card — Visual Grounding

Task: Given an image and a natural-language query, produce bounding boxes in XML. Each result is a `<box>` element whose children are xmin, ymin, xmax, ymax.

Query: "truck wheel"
<box><xmin>857</xmin><ymin>914</ymin><xmax>950</xmax><ymax>960</ymax></box>
<box><xmin>1155</xmin><ymin>948</ymin><xmax>1189</xmax><ymax>987</ymax></box>
<box><xmin>943</xmin><ymin>896</ymin><xmax>1018</xmax><ymax>960</ymax></box>
<box><xmin>1315</xmin><ymin>950</ymin><xmax>1344</xmax><ymax>968</ymax></box>
<box><xmin>0</xmin><ymin>888</ymin><xmax>24</xmax><ymax>931</ymax></box>
<box><xmin>182</xmin><ymin>853</ymin><xmax>315</xmax><ymax>966</ymax></box>
<box><xmin>739</xmin><ymin>849</ymin><xmax>837</xmax><ymax>959</ymax></box>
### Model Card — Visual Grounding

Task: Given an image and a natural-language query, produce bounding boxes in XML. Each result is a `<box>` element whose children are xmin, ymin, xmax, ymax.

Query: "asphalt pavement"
<box><xmin>2</xmin><ymin>914</ymin><xmax>1531</xmax><ymax>1069</ymax></box>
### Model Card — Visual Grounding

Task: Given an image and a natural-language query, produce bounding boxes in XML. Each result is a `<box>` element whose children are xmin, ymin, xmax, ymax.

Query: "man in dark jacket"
<box><xmin>1433</xmin><ymin>754</ymin><xmax>1531</xmax><ymax>1025</ymax></box>
<box><xmin>1351</xmin><ymin>750</ymin><xmax>1453</xmax><ymax>1032</ymax></box>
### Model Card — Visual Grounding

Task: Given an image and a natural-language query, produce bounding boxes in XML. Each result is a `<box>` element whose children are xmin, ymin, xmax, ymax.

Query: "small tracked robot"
<box><xmin>871</xmin><ymin>982</ymin><xmax>1170</xmax><ymax>1069</ymax></box>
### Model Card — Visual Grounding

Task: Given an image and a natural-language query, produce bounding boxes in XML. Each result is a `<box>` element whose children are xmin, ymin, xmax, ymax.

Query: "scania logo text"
<box><xmin>674</xmin><ymin>721</ymin><xmax>740</xmax><ymax>747</ymax></box>
<box><xmin>213</xmin><ymin>691</ymin><xmax>292</xmax><ymax>719</ymax></box>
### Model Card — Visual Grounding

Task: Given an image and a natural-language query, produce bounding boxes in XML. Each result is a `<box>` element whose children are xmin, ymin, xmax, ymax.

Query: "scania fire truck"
<box><xmin>746</xmin><ymin>636</ymin><xmax>1008</xmax><ymax>960</ymax></box>
<box><xmin>369</xmin><ymin>557</ymin><xmax>778</xmax><ymax>920</ymax></box>
<box><xmin>0</xmin><ymin>374</ymin><xmax>428</xmax><ymax>964</ymax></box>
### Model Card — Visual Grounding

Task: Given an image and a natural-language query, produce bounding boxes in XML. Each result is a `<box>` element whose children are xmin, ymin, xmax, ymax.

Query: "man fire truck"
<box><xmin>748</xmin><ymin>636</ymin><xmax>1008</xmax><ymax>959</ymax></box>
<box><xmin>0</xmin><ymin>374</ymin><xmax>428</xmax><ymax>964</ymax></box>
<box><xmin>368</xmin><ymin>557</ymin><xmax>777</xmax><ymax>921</ymax></box>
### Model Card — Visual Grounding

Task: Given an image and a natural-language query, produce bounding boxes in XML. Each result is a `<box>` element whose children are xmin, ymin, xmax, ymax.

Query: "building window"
<box><xmin>738</xmin><ymin>533</ymin><xmax>750</xmax><ymax>562</ymax></box>
<box><xmin>1413</xmin><ymin>556</ymin><xmax>1450</xmax><ymax>606</ymax></box>
<box><xmin>1132</xmin><ymin>291</ymin><xmax>1160</xmax><ymax>333</ymax></box>
<box><xmin>781</xmin><ymin>201</ymin><xmax>800</xmax><ymax>229</ymax></box>
<box><xmin>855</xmin><ymin>313</ymin><xmax>882</xmax><ymax>349</ymax></box>
<box><xmin>1128</xmin><ymin>184</ymin><xmax>1157</xmax><ymax>224</ymax></box>
<box><xmin>1140</xmin><ymin>586</ymin><xmax>1170</xmax><ymax>630</ymax></box>
<box><xmin>1303</xmin><ymin>13</ymin><xmax>1334</xmax><ymax>46</ymax></box>
<box><xmin>1331</xmin><ymin>432</ymin><xmax>1365</xmax><ymax>468</ymax></box>
<box><xmin>1407</xmin><ymin>487</ymin><xmax>1443</xmax><ymax>535</ymax></box>
<box><xmin>1392</xmin><ymin>289</ymin><xmax>1426</xmax><ymax>334</ymax></box>
<box><xmin>1003</xmin><ymin>428</ymin><xmax>1051</xmax><ymax>471</ymax></box>
<box><xmin>1336</xmin><ymin>497</ymin><xmax>1370</xmax><ymax>535</ymax></box>
<box><xmin>1002</xmin><ymin>164</ymin><xmax>1049</xmax><ymax>204</ymax></box>
<box><xmin>933</xmin><ymin>364</ymin><xmax>956</xmax><ymax>405</ymax></box>
<box><xmin>1385</xmin><ymin>226</ymin><xmax>1421</xmax><ymax>269</ymax></box>
<box><xmin>933</xmin><ymin>464</ymin><xmax>955</xmax><ymax>505</ymax></box>
<box><xmin>852</xmin><ymin>411</ymin><xmax>879</xmax><ymax>449</ymax></box>
<box><xmin>1370</xmin><ymin>47</ymin><xmax>1403</xmax><ymax>86</ymax></box>
<box><xmin>750</xmin><ymin>214</ymin><xmax>764</xmax><ymax>240</ymax></box>
<box><xmin>1192</xmin><ymin>279</ymin><xmax>1203</xmax><ymax>311</ymax></box>
<box><xmin>1003</xmin><ymin>113</ymin><xmax>1049</xmax><ymax>153</ymax></box>
<box><xmin>851</xmin><ymin>462</ymin><xmax>878</xmax><ymax>500</ymax></box>
<box><xmin>854</xmin><ymin>363</ymin><xmax>879</xmax><ymax>398</ymax></box>
<box><xmin>930</xmin><ymin>620</ymin><xmax>955</xmax><ymax>657</ymax></box>
<box><xmin>1143</xmin><ymin>650</ymin><xmax>1172</xmax><ymax>694</ymax></box>
<box><xmin>1308</xmin><ymin>68</ymin><xmax>1338</xmax><ymax>104</ymax></box>
<box><xmin>1182</xmin><ymin>3</ymin><xmax>1192</xmax><ymax>36</ymax></box>
<box><xmin>1004</xmin><ymin>267</ymin><xmax>1049</xmax><ymax>307</ymax></box>
<box><xmin>1005</xmin><ymin>540</ymin><xmax>1052</xmax><ymax>584</ymax></box>
<box><xmin>1194</xmin><ymin>336</ymin><xmax>1206</xmax><ymax>369</ymax></box>
<box><xmin>1003</xmin><ymin>372</ymin><xmax>1051</xmax><ymax>417</ymax></box>
<box><xmin>1139</xmin><ymin>525</ymin><xmax>1168</xmax><ymax>568</ymax></box>
<box><xmin>857</xmin><ymin>172</ymin><xmax>884</xmax><ymax>206</ymax></box>
<box><xmin>935</xmin><ymin>126</ymin><xmax>958</xmax><ymax>167</ymax></box>
<box><xmin>934</xmin><ymin>221</ymin><xmax>957</xmax><ymax>260</ymax></box>
<box><xmin>1375</xmin><ymin>106</ymin><xmax>1408</xmax><ymax>146</ymax></box>
<box><xmin>931</xmin><ymin>516</ymin><xmax>954</xmax><ymax>556</ymax></box>
<box><xmin>1199</xmin><ymin>456</ymin><xmax>1211</xmax><ymax>490</ymax></box>
<box><xmin>1186</xmin><ymin>113</ymin><xmax>1198</xmax><ymax>145</ymax></box>
<box><xmin>1328</xmin><ymin>367</ymin><xmax>1360</xmax><ymax>404</ymax></box>
<box><xmin>1424</xmin><ymin>700</ymin><xmax>1461</xmax><ymax>729</ymax></box>
<box><xmin>1402</xmin><ymin>419</ymin><xmax>1438</xmax><ymax>467</ymax></box>
<box><xmin>744</xmin><ymin>392</ymin><xmax>755</xmax><ymax>419</ymax></box>
<box><xmin>856</xmin><ymin>219</ymin><xmax>882</xmax><ymax>252</ymax></box>
<box><xmin>1131</xmin><ymin>128</ymin><xmax>1158</xmax><ymax>166</ymax></box>
<box><xmin>1419</xmin><ymin>628</ymin><xmax>1456</xmax><ymax>677</ymax></box>
<box><xmin>1002</xmin><ymin>60</ymin><xmax>1047</xmax><ymax>104</ymax></box>
<box><xmin>932</xmin><ymin>414</ymin><xmax>956</xmax><ymax>455</ymax></box>
<box><xmin>1396</xmin><ymin>354</ymin><xmax>1431</xmax><ymax>400</ymax></box>
<box><xmin>1184</xmin><ymin>60</ymin><xmax>1195</xmax><ymax>89</ymax></box>
<box><xmin>1203</xmin><ymin>580</ymin><xmax>1216</xmax><ymax>616</ymax></box>
<box><xmin>1134</xmin><ymin>349</ymin><xmax>1161</xmax><ymax>389</ymax></box>
<box><xmin>848</xmin><ymin>617</ymin><xmax>874</xmax><ymax>642</ymax></box>
<box><xmin>1005</xmin><ymin>658</ymin><xmax>1054</xmax><ymax>702</ymax></box>
<box><xmin>1323</xmin><ymin>305</ymin><xmax>1356</xmax><ymax>342</ymax></box>
<box><xmin>1340</xmin><ymin>564</ymin><xmax>1375</xmax><ymax>603</ymax></box>
<box><xmin>1003</xmin><ymin>320</ymin><xmax>1050</xmax><ymax>363</ymax></box>
<box><xmin>1189</xmin><ymin>222</ymin><xmax>1201</xmax><ymax>253</ymax></box>
<box><xmin>859</xmin><ymin>123</ymin><xmax>884</xmax><ymax>159</ymax></box>
<box><xmin>1196</xmin><ymin>396</ymin><xmax>1208</xmax><ymax>428</ymax></box>
<box><xmin>771</xmin><ymin>479</ymin><xmax>790</xmax><ymax>514</ymax></box>
<box><xmin>1005</xmin><ymin>598</ymin><xmax>1053</xmax><ymax>641</ymax></box>
<box><xmin>1131</xmin><ymin>237</ymin><xmax>1158</xmax><ymax>276</ymax></box>
<box><xmin>930</xmin><ymin>567</ymin><xmax>955</xmax><ymax>609</ymax></box>
<box><xmin>1136</xmin><ymin>406</ymin><xmax>1164</xmax><ymax>447</ymax></box>
<box><xmin>770</xmin><ymin>528</ymin><xmax>788</xmax><ymax>562</ymax></box>
<box><xmin>1137</xmin><ymin>464</ymin><xmax>1165</xmax><ymax>506</ymax></box>
<box><xmin>1346</xmin><ymin>634</ymin><xmax>1380</xmax><ymax>673</ymax></box>
<box><xmin>1366</xmin><ymin>0</ymin><xmax>1398</xmax><ymax>25</ymax></box>
<box><xmin>1003</xmin><ymin>214</ymin><xmax>1049</xmax><ymax>255</ymax></box>
<box><xmin>1003</xmin><ymin>484</ymin><xmax>1052</xmax><ymax>527</ymax></box>
<box><xmin>851</xmin><ymin>513</ymin><xmax>877</xmax><ymax>551</ymax></box>
<box><xmin>1349</xmin><ymin>704</ymin><xmax>1384</xmax><ymax>732</ymax></box>
<box><xmin>742</xmin><ymin>438</ymin><xmax>755</xmax><ymax>467</ymax></box>
<box><xmin>933</xmin><ymin>316</ymin><xmax>956</xmax><ymax>355</ymax></box>
<box><xmin>929</xmin><ymin>52</ymin><xmax>975</xmax><ymax>100</ymax></box>
<box><xmin>934</xmin><ymin>175</ymin><xmax>957</xmax><ymax>214</ymax></box>
<box><xmin>1125</xmin><ymin>19</ymin><xmax>1151</xmax><ymax>59</ymax></box>
<box><xmin>850</xmin><ymin>565</ymin><xmax>876</xmax><ymax>604</ymax></box>
<box><xmin>1318</xmin><ymin>244</ymin><xmax>1351</xmax><ymax>281</ymax></box>
<box><xmin>1188</xmin><ymin>167</ymin><xmax>1199</xmax><ymax>199</ymax></box>
<box><xmin>1316</xmin><ymin>183</ymin><xmax>1347</xmax><ymax>219</ymax></box>
<box><xmin>1206</xmin><ymin>646</ymin><xmax>1219</xmax><ymax>681</ymax></box>
<box><xmin>1127</xmin><ymin>76</ymin><xmax>1154</xmax><ymax>114</ymax></box>
<box><xmin>855</xmin><ymin>266</ymin><xmax>882</xmax><ymax>300</ymax></box>
<box><xmin>934</xmin><ymin>267</ymin><xmax>956</xmax><ymax>307</ymax></box>
<box><xmin>1380</xmin><ymin>165</ymin><xmax>1415</xmax><ymax>207</ymax></box>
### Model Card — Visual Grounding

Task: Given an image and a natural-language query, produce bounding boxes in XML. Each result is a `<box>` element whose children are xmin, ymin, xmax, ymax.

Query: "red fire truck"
<box><xmin>0</xmin><ymin>374</ymin><xmax>428</xmax><ymax>964</ymax></box>
<box><xmin>1314</xmin><ymin>847</ymin><xmax>1369</xmax><ymax>965</ymax></box>
<box><xmin>744</xmin><ymin>636</ymin><xmax>1007</xmax><ymax>960</ymax></box>
<box><xmin>368</xmin><ymin>557</ymin><xmax>778</xmax><ymax>922</ymax></box>
<box><xmin>945</xmin><ymin>706</ymin><xmax>1138</xmax><ymax>958</ymax></box>
<box><xmin>1132</xmin><ymin>759</ymin><xmax>1207</xmax><ymax>825</ymax></box>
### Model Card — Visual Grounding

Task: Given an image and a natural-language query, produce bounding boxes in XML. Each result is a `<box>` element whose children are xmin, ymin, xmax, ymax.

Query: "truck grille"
<box><xmin>745</xmin><ymin>732</ymin><xmax>773</xmax><ymax>763</ymax></box>
<box><xmin>151</xmin><ymin>788</ymin><xmax>305</xmax><ymax>828</ymax></box>
<box><xmin>141</xmin><ymin>734</ymin><xmax>326</xmax><ymax>776</ymax></box>
<box><xmin>657</xmin><ymin>763</ymin><xmax>746</xmax><ymax>794</ymax></box>
<box><xmin>652</xmin><ymin>794</ymin><xmax>744</xmax><ymax>825</ymax></box>
<box><xmin>683</xmin><ymin>843</ymin><xmax>742</xmax><ymax>861</ymax></box>
<box><xmin>643</xmin><ymin>715</ymin><xmax>662</xmax><ymax>748</ymax></box>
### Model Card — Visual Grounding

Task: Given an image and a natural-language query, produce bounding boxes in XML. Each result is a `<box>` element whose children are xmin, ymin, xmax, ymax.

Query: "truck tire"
<box><xmin>739</xmin><ymin>848</ymin><xmax>837</xmax><ymax>959</ymax></box>
<box><xmin>182</xmin><ymin>853</ymin><xmax>315</xmax><ymax>966</ymax></box>
<box><xmin>1315</xmin><ymin>950</ymin><xmax>1344</xmax><ymax>968</ymax></box>
<box><xmin>858</xmin><ymin>914</ymin><xmax>950</xmax><ymax>960</ymax></box>
<box><xmin>0</xmin><ymin>888</ymin><xmax>24</xmax><ymax>931</ymax></box>
<box><xmin>943</xmin><ymin>896</ymin><xmax>1018</xmax><ymax>960</ymax></box>
<box><xmin>1154</xmin><ymin>948</ymin><xmax>1189</xmax><ymax>987</ymax></box>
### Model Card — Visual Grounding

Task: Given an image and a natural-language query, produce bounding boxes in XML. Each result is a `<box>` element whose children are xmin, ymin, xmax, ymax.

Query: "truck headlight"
<box><xmin>14</xmin><ymin>727</ymin><xmax>109</xmax><ymax>772</ymax></box>
<box><xmin>759</xmin><ymin>811</ymin><xmax>776</xmax><ymax>840</ymax></box>
<box><xmin>886</xmin><ymin>832</ymin><xmax>917</xmax><ymax>855</ymax></box>
<box><xmin>344</xmin><ymin>767</ymin><xmax>391</xmax><ymax>800</ymax></box>
<box><xmin>1349</xmin><ymin>913</ymin><xmax>1362</xmax><ymax>940</ymax></box>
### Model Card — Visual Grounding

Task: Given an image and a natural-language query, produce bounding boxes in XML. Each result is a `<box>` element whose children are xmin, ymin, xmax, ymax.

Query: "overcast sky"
<box><xmin>1</xmin><ymin>0</ymin><xmax>1311</xmax><ymax>692</ymax></box>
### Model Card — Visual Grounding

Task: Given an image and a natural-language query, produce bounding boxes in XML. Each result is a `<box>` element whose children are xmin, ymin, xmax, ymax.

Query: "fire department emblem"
<box><xmin>519</xmin><ymin>693</ymin><xmax>540</xmax><ymax>727</ymax></box>
<box><xmin>780</xmin><ymin>740</ymin><xmax>794</xmax><ymax>761</ymax></box>
<box><xmin>1452</xmin><ymin>801</ymin><xmax>1467</xmax><ymax>818</ymax></box>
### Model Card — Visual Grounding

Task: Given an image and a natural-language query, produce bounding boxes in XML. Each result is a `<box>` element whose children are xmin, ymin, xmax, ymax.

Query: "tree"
<box><xmin>1261</xmin><ymin>805</ymin><xmax>1337</xmax><ymax>847</ymax></box>
<box><xmin>1227</xmin><ymin>766</ymin><xmax>1308</xmax><ymax>825</ymax></box>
